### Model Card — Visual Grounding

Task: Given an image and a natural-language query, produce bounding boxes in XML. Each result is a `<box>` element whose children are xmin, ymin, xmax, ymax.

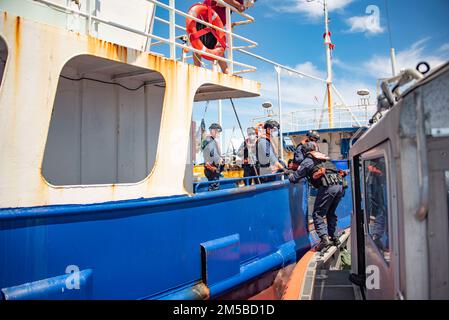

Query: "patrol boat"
<box><xmin>0</xmin><ymin>0</ymin><xmax>352</xmax><ymax>300</ymax></box>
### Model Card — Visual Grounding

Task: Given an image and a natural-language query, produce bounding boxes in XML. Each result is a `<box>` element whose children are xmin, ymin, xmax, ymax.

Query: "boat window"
<box><xmin>42</xmin><ymin>55</ymin><xmax>165</xmax><ymax>185</ymax></box>
<box><xmin>0</xmin><ymin>37</ymin><xmax>7</xmax><ymax>88</ymax></box>
<box><xmin>364</xmin><ymin>156</ymin><xmax>390</xmax><ymax>263</ymax></box>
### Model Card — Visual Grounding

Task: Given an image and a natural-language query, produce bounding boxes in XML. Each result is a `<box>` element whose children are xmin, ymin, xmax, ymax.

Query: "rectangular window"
<box><xmin>364</xmin><ymin>156</ymin><xmax>390</xmax><ymax>263</ymax></box>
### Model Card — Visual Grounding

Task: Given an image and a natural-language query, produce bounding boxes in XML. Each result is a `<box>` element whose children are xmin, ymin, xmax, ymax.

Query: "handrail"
<box><xmin>32</xmin><ymin>0</ymin><xmax>257</xmax><ymax>72</ymax></box>
<box><xmin>215</xmin><ymin>0</ymin><xmax>255</xmax><ymax>23</ymax></box>
<box><xmin>194</xmin><ymin>173</ymin><xmax>285</xmax><ymax>193</ymax></box>
<box><xmin>147</xmin><ymin>0</ymin><xmax>258</xmax><ymax>47</ymax></box>
<box><xmin>237</xmin><ymin>49</ymin><xmax>327</xmax><ymax>82</ymax></box>
<box><xmin>31</xmin><ymin>0</ymin><xmax>334</xmax><ymax>80</ymax></box>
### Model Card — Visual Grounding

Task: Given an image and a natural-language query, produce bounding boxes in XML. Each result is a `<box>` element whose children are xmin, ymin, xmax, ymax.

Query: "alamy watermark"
<box><xmin>65</xmin><ymin>264</ymin><xmax>81</xmax><ymax>291</ymax></box>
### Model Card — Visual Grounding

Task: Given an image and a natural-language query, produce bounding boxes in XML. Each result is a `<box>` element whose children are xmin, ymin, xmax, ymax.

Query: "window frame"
<box><xmin>361</xmin><ymin>145</ymin><xmax>392</xmax><ymax>267</ymax></box>
<box><xmin>40</xmin><ymin>54</ymin><xmax>167</xmax><ymax>188</ymax></box>
<box><xmin>0</xmin><ymin>35</ymin><xmax>9</xmax><ymax>94</ymax></box>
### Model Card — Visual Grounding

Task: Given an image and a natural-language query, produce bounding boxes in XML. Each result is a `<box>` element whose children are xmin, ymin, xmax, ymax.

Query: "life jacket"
<box><xmin>255</xmin><ymin>134</ymin><xmax>278</xmax><ymax>168</ymax></box>
<box><xmin>307</xmin><ymin>152</ymin><xmax>345</xmax><ymax>189</ymax></box>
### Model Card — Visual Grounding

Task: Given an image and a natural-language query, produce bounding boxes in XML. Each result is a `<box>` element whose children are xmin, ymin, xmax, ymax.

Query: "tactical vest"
<box><xmin>308</xmin><ymin>156</ymin><xmax>344</xmax><ymax>189</ymax></box>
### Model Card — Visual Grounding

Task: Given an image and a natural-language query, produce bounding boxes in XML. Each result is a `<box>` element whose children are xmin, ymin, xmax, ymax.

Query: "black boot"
<box><xmin>330</xmin><ymin>236</ymin><xmax>341</xmax><ymax>247</ymax></box>
<box><xmin>316</xmin><ymin>235</ymin><xmax>332</xmax><ymax>252</ymax></box>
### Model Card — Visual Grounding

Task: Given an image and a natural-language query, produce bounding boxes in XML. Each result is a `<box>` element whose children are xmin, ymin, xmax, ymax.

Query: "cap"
<box><xmin>209</xmin><ymin>123</ymin><xmax>222</xmax><ymax>132</ymax></box>
<box><xmin>247</xmin><ymin>127</ymin><xmax>256</xmax><ymax>134</ymax></box>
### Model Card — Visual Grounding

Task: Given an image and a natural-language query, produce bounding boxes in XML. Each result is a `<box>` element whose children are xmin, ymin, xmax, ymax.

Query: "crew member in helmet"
<box><xmin>288</xmin><ymin>142</ymin><xmax>347</xmax><ymax>252</ymax></box>
<box><xmin>292</xmin><ymin>130</ymin><xmax>321</xmax><ymax>169</ymax></box>
<box><xmin>202</xmin><ymin>123</ymin><xmax>224</xmax><ymax>191</ymax></box>
<box><xmin>256</xmin><ymin>120</ymin><xmax>286</xmax><ymax>183</ymax></box>
<box><xmin>237</xmin><ymin>127</ymin><xmax>259</xmax><ymax>185</ymax></box>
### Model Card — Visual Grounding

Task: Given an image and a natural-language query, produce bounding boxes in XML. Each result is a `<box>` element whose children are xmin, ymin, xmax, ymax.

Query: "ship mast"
<box><xmin>323</xmin><ymin>0</ymin><xmax>333</xmax><ymax>128</ymax></box>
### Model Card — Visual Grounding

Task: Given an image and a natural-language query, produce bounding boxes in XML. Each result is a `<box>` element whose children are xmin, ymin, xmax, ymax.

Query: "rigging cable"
<box><xmin>229</xmin><ymin>98</ymin><xmax>261</xmax><ymax>185</ymax></box>
<box><xmin>59</xmin><ymin>75</ymin><xmax>164</xmax><ymax>91</ymax></box>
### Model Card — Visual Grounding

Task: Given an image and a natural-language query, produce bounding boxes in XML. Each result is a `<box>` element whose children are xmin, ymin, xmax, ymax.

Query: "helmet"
<box><xmin>264</xmin><ymin>120</ymin><xmax>280</xmax><ymax>130</ymax></box>
<box><xmin>306</xmin><ymin>130</ymin><xmax>320</xmax><ymax>142</ymax></box>
<box><xmin>209</xmin><ymin>123</ymin><xmax>222</xmax><ymax>132</ymax></box>
<box><xmin>302</xmin><ymin>141</ymin><xmax>317</xmax><ymax>155</ymax></box>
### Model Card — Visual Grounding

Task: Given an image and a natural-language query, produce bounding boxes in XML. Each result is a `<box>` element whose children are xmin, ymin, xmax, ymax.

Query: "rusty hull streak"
<box><xmin>13</xmin><ymin>16</ymin><xmax>20</xmax><ymax>93</ymax></box>
<box><xmin>1</xmin><ymin>13</ymin><xmax>260</xmax><ymax>206</ymax></box>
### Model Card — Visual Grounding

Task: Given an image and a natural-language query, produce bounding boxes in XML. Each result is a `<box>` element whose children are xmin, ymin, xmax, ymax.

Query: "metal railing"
<box><xmin>282</xmin><ymin>104</ymin><xmax>377</xmax><ymax>132</ymax></box>
<box><xmin>31</xmin><ymin>0</ymin><xmax>333</xmax><ymax>79</ymax></box>
<box><xmin>252</xmin><ymin>103</ymin><xmax>377</xmax><ymax>133</ymax></box>
<box><xmin>193</xmin><ymin>173</ymin><xmax>284</xmax><ymax>193</ymax></box>
<box><xmin>32</xmin><ymin>0</ymin><xmax>259</xmax><ymax>74</ymax></box>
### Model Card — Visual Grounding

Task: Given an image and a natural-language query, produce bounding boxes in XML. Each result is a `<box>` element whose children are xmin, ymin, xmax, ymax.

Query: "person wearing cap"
<box><xmin>202</xmin><ymin>123</ymin><xmax>224</xmax><ymax>191</ymax></box>
<box><xmin>256</xmin><ymin>120</ymin><xmax>286</xmax><ymax>183</ymax></box>
<box><xmin>292</xmin><ymin>130</ymin><xmax>321</xmax><ymax>169</ymax></box>
<box><xmin>237</xmin><ymin>127</ymin><xmax>259</xmax><ymax>185</ymax></box>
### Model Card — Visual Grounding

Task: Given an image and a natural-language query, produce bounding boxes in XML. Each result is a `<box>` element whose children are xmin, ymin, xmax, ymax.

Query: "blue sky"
<box><xmin>153</xmin><ymin>0</ymin><xmax>449</xmax><ymax>152</ymax></box>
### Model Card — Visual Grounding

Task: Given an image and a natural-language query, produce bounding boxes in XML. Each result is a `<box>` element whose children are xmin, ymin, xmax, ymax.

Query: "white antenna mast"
<box><xmin>385</xmin><ymin>0</ymin><xmax>397</xmax><ymax>76</ymax></box>
<box><xmin>323</xmin><ymin>0</ymin><xmax>333</xmax><ymax>128</ymax></box>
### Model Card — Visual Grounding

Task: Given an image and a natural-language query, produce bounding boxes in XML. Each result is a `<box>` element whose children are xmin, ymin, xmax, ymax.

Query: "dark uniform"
<box><xmin>289</xmin><ymin>145</ymin><xmax>346</xmax><ymax>251</ymax></box>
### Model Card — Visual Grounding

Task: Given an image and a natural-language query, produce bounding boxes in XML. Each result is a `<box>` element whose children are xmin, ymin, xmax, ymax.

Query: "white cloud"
<box><xmin>334</xmin><ymin>39</ymin><xmax>449</xmax><ymax>79</ymax></box>
<box><xmin>439</xmin><ymin>42</ymin><xmax>449</xmax><ymax>53</ymax></box>
<box><xmin>346</xmin><ymin>14</ymin><xmax>384</xmax><ymax>35</ymax></box>
<box><xmin>255</xmin><ymin>61</ymin><xmax>375</xmax><ymax>108</ymax></box>
<box><xmin>271</xmin><ymin>0</ymin><xmax>354</xmax><ymax>19</ymax></box>
<box><xmin>346</xmin><ymin>4</ymin><xmax>385</xmax><ymax>35</ymax></box>
<box><xmin>294</xmin><ymin>61</ymin><xmax>327</xmax><ymax>79</ymax></box>
<box><xmin>362</xmin><ymin>38</ymin><xmax>448</xmax><ymax>78</ymax></box>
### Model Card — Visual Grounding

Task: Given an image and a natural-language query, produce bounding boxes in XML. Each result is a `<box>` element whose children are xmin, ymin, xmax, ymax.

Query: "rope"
<box><xmin>229</xmin><ymin>98</ymin><xmax>261</xmax><ymax>184</ymax></box>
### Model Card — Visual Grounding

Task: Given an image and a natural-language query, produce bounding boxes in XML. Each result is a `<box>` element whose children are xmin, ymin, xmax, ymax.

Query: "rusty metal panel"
<box><xmin>0</xmin><ymin>13</ymin><xmax>260</xmax><ymax>208</ymax></box>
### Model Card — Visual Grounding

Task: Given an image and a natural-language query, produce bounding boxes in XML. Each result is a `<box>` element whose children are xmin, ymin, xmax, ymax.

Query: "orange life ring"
<box><xmin>186</xmin><ymin>3</ymin><xmax>227</xmax><ymax>61</ymax></box>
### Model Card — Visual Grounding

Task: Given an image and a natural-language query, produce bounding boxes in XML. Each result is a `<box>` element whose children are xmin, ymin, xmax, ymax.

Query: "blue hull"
<box><xmin>0</xmin><ymin>169</ymin><xmax>352</xmax><ymax>300</ymax></box>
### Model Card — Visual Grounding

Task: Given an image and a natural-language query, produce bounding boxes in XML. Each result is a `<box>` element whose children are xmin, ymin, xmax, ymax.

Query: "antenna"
<box><xmin>323</xmin><ymin>0</ymin><xmax>334</xmax><ymax>128</ymax></box>
<box><xmin>307</xmin><ymin>0</ymin><xmax>334</xmax><ymax>128</ymax></box>
<box><xmin>385</xmin><ymin>0</ymin><xmax>397</xmax><ymax>76</ymax></box>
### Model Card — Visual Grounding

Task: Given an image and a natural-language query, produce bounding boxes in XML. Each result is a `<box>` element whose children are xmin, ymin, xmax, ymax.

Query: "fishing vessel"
<box><xmin>0</xmin><ymin>0</ymin><xmax>352</xmax><ymax>300</ymax></box>
<box><xmin>1</xmin><ymin>0</ymin><xmax>447</xmax><ymax>301</ymax></box>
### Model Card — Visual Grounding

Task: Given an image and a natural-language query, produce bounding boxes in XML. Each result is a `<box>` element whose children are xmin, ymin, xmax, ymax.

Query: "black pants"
<box><xmin>312</xmin><ymin>184</ymin><xmax>345</xmax><ymax>238</ymax></box>
<box><xmin>204</xmin><ymin>168</ymin><xmax>220</xmax><ymax>191</ymax></box>
<box><xmin>242</xmin><ymin>164</ymin><xmax>259</xmax><ymax>186</ymax></box>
